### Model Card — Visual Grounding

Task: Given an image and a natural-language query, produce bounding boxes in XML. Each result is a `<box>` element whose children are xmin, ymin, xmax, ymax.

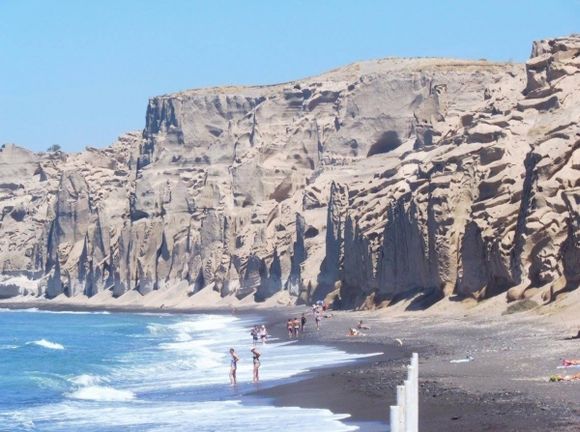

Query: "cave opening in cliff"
<box><xmin>367</xmin><ymin>131</ymin><xmax>402</xmax><ymax>156</ymax></box>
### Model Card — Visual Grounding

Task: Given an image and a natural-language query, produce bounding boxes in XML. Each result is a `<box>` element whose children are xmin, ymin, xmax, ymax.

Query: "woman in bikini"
<box><xmin>229</xmin><ymin>348</ymin><xmax>240</xmax><ymax>385</ymax></box>
<box><xmin>251</xmin><ymin>348</ymin><xmax>261</xmax><ymax>383</ymax></box>
<box><xmin>260</xmin><ymin>325</ymin><xmax>268</xmax><ymax>344</ymax></box>
<box><xmin>315</xmin><ymin>309</ymin><xmax>321</xmax><ymax>330</ymax></box>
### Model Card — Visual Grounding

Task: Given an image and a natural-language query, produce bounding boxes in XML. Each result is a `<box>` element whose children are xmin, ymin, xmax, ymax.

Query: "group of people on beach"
<box><xmin>348</xmin><ymin>320</ymin><xmax>371</xmax><ymax>336</ymax></box>
<box><xmin>286</xmin><ymin>302</ymin><xmax>332</xmax><ymax>337</ymax></box>
<box><xmin>227</xmin><ymin>323</ymin><xmax>270</xmax><ymax>385</ymax></box>
<box><xmin>312</xmin><ymin>301</ymin><xmax>334</xmax><ymax>330</ymax></box>
<box><xmin>229</xmin><ymin>347</ymin><xmax>261</xmax><ymax>385</ymax></box>
<box><xmin>286</xmin><ymin>314</ymin><xmax>306</xmax><ymax>337</ymax></box>
<box><xmin>227</xmin><ymin>302</ymin><xmax>374</xmax><ymax>384</ymax></box>
<box><xmin>283</xmin><ymin>301</ymin><xmax>332</xmax><ymax>338</ymax></box>
<box><xmin>250</xmin><ymin>324</ymin><xmax>268</xmax><ymax>345</ymax></box>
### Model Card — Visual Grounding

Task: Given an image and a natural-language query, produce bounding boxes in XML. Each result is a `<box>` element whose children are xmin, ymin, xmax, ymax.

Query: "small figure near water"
<box><xmin>348</xmin><ymin>327</ymin><xmax>364</xmax><ymax>336</ymax></box>
<box><xmin>550</xmin><ymin>372</ymin><xmax>580</xmax><ymax>382</ymax></box>
<box><xmin>300</xmin><ymin>313</ymin><xmax>307</xmax><ymax>333</ymax></box>
<box><xmin>315</xmin><ymin>309</ymin><xmax>321</xmax><ymax>330</ymax></box>
<box><xmin>293</xmin><ymin>317</ymin><xmax>300</xmax><ymax>337</ymax></box>
<box><xmin>251</xmin><ymin>347</ymin><xmax>261</xmax><ymax>383</ymax></box>
<box><xmin>250</xmin><ymin>326</ymin><xmax>259</xmax><ymax>346</ymax></box>
<box><xmin>229</xmin><ymin>348</ymin><xmax>240</xmax><ymax>385</ymax></box>
<box><xmin>287</xmin><ymin>319</ymin><xmax>294</xmax><ymax>338</ymax></box>
<box><xmin>260</xmin><ymin>325</ymin><xmax>268</xmax><ymax>344</ymax></box>
<box><xmin>357</xmin><ymin>320</ymin><xmax>370</xmax><ymax>330</ymax></box>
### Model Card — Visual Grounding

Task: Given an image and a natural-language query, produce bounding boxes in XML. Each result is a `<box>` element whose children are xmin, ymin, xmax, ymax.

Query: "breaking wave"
<box><xmin>29</xmin><ymin>339</ymin><xmax>65</xmax><ymax>350</ymax></box>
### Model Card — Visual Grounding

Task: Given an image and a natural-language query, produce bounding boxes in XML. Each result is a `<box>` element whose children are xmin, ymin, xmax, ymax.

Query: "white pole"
<box><xmin>412</xmin><ymin>353</ymin><xmax>419</xmax><ymax>432</ymax></box>
<box><xmin>404</xmin><ymin>378</ymin><xmax>413</xmax><ymax>431</ymax></box>
<box><xmin>390</xmin><ymin>405</ymin><xmax>401</xmax><ymax>432</ymax></box>
<box><xmin>391</xmin><ymin>354</ymin><xmax>420</xmax><ymax>432</ymax></box>
<box><xmin>397</xmin><ymin>384</ymin><xmax>406</xmax><ymax>431</ymax></box>
<box><xmin>407</xmin><ymin>363</ymin><xmax>418</xmax><ymax>432</ymax></box>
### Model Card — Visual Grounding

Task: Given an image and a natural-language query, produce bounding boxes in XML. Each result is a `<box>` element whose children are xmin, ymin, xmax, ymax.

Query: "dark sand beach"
<box><xmin>254</xmin><ymin>307</ymin><xmax>580</xmax><ymax>431</ymax></box>
<box><xmin>2</xmin><ymin>299</ymin><xmax>579</xmax><ymax>431</ymax></box>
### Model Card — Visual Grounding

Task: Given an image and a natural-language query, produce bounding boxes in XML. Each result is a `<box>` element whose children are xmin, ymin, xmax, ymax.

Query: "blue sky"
<box><xmin>0</xmin><ymin>1</ymin><xmax>578</xmax><ymax>152</ymax></box>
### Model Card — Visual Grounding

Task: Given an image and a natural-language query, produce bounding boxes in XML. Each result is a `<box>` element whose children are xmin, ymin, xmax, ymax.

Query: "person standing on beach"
<box><xmin>300</xmin><ymin>313</ymin><xmax>306</xmax><ymax>333</ymax></box>
<box><xmin>315</xmin><ymin>309</ymin><xmax>321</xmax><ymax>330</ymax></box>
<box><xmin>287</xmin><ymin>319</ymin><xmax>294</xmax><ymax>338</ymax></box>
<box><xmin>292</xmin><ymin>317</ymin><xmax>300</xmax><ymax>337</ymax></box>
<box><xmin>251</xmin><ymin>348</ymin><xmax>261</xmax><ymax>383</ymax></box>
<box><xmin>229</xmin><ymin>348</ymin><xmax>240</xmax><ymax>385</ymax></box>
<box><xmin>260</xmin><ymin>325</ymin><xmax>268</xmax><ymax>344</ymax></box>
<box><xmin>250</xmin><ymin>326</ymin><xmax>259</xmax><ymax>346</ymax></box>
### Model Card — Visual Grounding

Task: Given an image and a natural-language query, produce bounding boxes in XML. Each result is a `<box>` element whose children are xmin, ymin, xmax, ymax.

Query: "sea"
<box><xmin>0</xmin><ymin>308</ymin><xmax>380</xmax><ymax>431</ymax></box>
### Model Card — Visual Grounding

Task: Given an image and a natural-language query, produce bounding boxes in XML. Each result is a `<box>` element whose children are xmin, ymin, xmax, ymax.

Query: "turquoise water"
<box><xmin>0</xmin><ymin>309</ymin><xmax>374</xmax><ymax>431</ymax></box>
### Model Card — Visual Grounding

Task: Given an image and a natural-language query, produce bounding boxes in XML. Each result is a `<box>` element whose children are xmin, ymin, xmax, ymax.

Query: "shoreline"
<box><xmin>249</xmin><ymin>312</ymin><xmax>404</xmax><ymax>431</ymax></box>
<box><xmin>1</xmin><ymin>299</ymin><xmax>579</xmax><ymax>431</ymax></box>
<box><xmin>251</xmin><ymin>307</ymin><xmax>580</xmax><ymax>431</ymax></box>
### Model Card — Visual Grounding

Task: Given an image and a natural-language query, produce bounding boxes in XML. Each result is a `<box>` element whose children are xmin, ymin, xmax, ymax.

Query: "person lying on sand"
<box><xmin>348</xmin><ymin>328</ymin><xmax>366</xmax><ymax>337</ymax></box>
<box><xmin>549</xmin><ymin>372</ymin><xmax>580</xmax><ymax>382</ymax></box>
<box><xmin>357</xmin><ymin>320</ymin><xmax>370</xmax><ymax>330</ymax></box>
<box><xmin>562</xmin><ymin>359</ymin><xmax>580</xmax><ymax>367</ymax></box>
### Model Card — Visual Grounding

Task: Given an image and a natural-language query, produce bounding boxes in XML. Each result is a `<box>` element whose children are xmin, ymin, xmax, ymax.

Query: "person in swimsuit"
<box><xmin>251</xmin><ymin>348</ymin><xmax>261</xmax><ymax>383</ymax></box>
<box><xmin>229</xmin><ymin>348</ymin><xmax>240</xmax><ymax>385</ymax></box>
<box><xmin>260</xmin><ymin>325</ymin><xmax>267</xmax><ymax>344</ymax></box>
<box><xmin>287</xmin><ymin>319</ymin><xmax>294</xmax><ymax>338</ymax></box>
<box><xmin>315</xmin><ymin>309</ymin><xmax>321</xmax><ymax>330</ymax></box>
<box><xmin>300</xmin><ymin>313</ymin><xmax>306</xmax><ymax>333</ymax></box>
<box><xmin>293</xmin><ymin>317</ymin><xmax>300</xmax><ymax>337</ymax></box>
<box><xmin>357</xmin><ymin>320</ymin><xmax>370</xmax><ymax>330</ymax></box>
<box><xmin>250</xmin><ymin>326</ymin><xmax>259</xmax><ymax>346</ymax></box>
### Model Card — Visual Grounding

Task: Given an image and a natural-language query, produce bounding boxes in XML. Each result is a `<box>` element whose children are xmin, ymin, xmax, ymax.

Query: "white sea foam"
<box><xmin>67</xmin><ymin>386</ymin><xmax>135</xmax><ymax>402</ymax></box>
<box><xmin>4</xmin><ymin>399</ymin><xmax>356</xmax><ymax>432</ymax></box>
<box><xmin>69</xmin><ymin>374</ymin><xmax>105</xmax><ymax>387</ymax></box>
<box><xmin>148</xmin><ymin>314</ymin><xmax>238</xmax><ymax>336</ymax></box>
<box><xmin>42</xmin><ymin>310</ymin><xmax>112</xmax><ymax>315</ymax></box>
<box><xmin>4</xmin><ymin>413</ymin><xmax>35</xmax><ymax>431</ymax></box>
<box><xmin>0</xmin><ymin>344</ymin><xmax>19</xmax><ymax>350</ymax></box>
<box><xmin>30</xmin><ymin>339</ymin><xmax>65</xmax><ymax>350</ymax></box>
<box><xmin>65</xmin><ymin>374</ymin><xmax>134</xmax><ymax>402</ymax></box>
<box><xmin>0</xmin><ymin>307</ymin><xmax>39</xmax><ymax>313</ymax></box>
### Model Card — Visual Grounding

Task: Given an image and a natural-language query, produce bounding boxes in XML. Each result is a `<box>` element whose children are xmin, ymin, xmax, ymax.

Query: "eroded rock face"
<box><xmin>334</xmin><ymin>35</ymin><xmax>580</xmax><ymax>306</ymax></box>
<box><xmin>0</xmin><ymin>35</ymin><xmax>578</xmax><ymax>307</ymax></box>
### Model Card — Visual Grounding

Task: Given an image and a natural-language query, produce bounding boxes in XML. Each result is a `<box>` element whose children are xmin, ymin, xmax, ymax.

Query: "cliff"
<box><xmin>0</xmin><ymin>35</ymin><xmax>578</xmax><ymax>310</ymax></box>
